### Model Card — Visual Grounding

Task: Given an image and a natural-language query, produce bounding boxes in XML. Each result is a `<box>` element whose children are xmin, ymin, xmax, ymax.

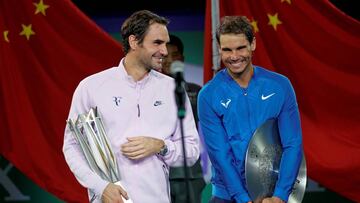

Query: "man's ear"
<box><xmin>129</xmin><ymin>35</ymin><xmax>138</xmax><ymax>50</ymax></box>
<box><xmin>251</xmin><ymin>37</ymin><xmax>256</xmax><ymax>51</ymax></box>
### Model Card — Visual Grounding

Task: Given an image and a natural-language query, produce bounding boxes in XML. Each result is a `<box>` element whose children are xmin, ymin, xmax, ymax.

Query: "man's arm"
<box><xmin>121</xmin><ymin>93</ymin><xmax>200</xmax><ymax>167</ymax></box>
<box><xmin>273</xmin><ymin>79</ymin><xmax>303</xmax><ymax>201</ymax></box>
<box><xmin>121</xmin><ymin>136</ymin><xmax>165</xmax><ymax>159</ymax></box>
<box><xmin>160</xmin><ymin>93</ymin><xmax>200</xmax><ymax>167</ymax></box>
<box><xmin>198</xmin><ymin>91</ymin><xmax>251</xmax><ymax>203</ymax></box>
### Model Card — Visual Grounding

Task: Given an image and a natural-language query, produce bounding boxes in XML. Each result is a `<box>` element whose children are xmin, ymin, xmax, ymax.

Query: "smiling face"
<box><xmin>134</xmin><ymin>23</ymin><xmax>170</xmax><ymax>71</ymax></box>
<box><xmin>219</xmin><ymin>33</ymin><xmax>256</xmax><ymax>78</ymax></box>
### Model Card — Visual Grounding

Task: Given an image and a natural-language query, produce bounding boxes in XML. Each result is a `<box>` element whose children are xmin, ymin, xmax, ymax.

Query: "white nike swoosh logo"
<box><xmin>261</xmin><ymin>93</ymin><xmax>275</xmax><ymax>100</ymax></box>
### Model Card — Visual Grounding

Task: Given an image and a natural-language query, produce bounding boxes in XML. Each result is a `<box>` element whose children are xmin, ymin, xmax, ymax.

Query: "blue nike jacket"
<box><xmin>198</xmin><ymin>66</ymin><xmax>303</xmax><ymax>203</ymax></box>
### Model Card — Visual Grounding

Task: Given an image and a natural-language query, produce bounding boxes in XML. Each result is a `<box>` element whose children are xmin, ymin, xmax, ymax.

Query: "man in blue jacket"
<box><xmin>198</xmin><ymin>16</ymin><xmax>303</xmax><ymax>203</ymax></box>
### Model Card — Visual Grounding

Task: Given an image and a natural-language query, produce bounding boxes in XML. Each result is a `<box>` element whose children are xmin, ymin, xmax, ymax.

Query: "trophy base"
<box><xmin>114</xmin><ymin>181</ymin><xmax>134</xmax><ymax>203</ymax></box>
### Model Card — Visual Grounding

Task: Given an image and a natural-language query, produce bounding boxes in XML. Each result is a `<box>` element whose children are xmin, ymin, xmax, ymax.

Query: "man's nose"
<box><xmin>160</xmin><ymin>44</ymin><xmax>168</xmax><ymax>56</ymax></box>
<box><xmin>230</xmin><ymin>51</ymin><xmax>239</xmax><ymax>60</ymax></box>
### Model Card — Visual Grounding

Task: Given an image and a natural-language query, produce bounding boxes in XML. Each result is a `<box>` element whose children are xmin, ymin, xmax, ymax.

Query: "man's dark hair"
<box><xmin>168</xmin><ymin>34</ymin><xmax>184</xmax><ymax>55</ymax></box>
<box><xmin>216</xmin><ymin>16</ymin><xmax>254</xmax><ymax>44</ymax></box>
<box><xmin>121</xmin><ymin>10</ymin><xmax>169</xmax><ymax>54</ymax></box>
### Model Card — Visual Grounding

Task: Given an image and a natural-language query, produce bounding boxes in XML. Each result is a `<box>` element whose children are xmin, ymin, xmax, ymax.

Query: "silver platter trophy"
<box><xmin>67</xmin><ymin>107</ymin><xmax>133</xmax><ymax>203</ymax></box>
<box><xmin>245</xmin><ymin>119</ymin><xmax>306</xmax><ymax>203</ymax></box>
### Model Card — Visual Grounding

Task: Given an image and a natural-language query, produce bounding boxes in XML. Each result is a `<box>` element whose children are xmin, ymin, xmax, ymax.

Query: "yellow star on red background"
<box><xmin>3</xmin><ymin>30</ymin><xmax>10</xmax><ymax>43</ymax></box>
<box><xmin>268</xmin><ymin>13</ymin><xmax>282</xmax><ymax>30</ymax></box>
<box><xmin>34</xmin><ymin>0</ymin><xmax>50</xmax><ymax>16</ymax></box>
<box><xmin>250</xmin><ymin>20</ymin><xmax>259</xmax><ymax>33</ymax></box>
<box><xmin>281</xmin><ymin>0</ymin><xmax>292</xmax><ymax>4</ymax></box>
<box><xmin>19</xmin><ymin>24</ymin><xmax>35</xmax><ymax>40</ymax></box>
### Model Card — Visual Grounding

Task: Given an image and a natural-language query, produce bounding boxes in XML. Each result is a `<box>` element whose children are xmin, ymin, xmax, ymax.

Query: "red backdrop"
<box><xmin>0</xmin><ymin>0</ymin><xmax>123</xmax><ymax>202</ymax></box>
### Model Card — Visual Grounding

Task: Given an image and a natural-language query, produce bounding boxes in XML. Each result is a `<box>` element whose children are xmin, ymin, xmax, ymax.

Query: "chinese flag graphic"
<box><xmin>204</xmin><ymin>0</ymin><xmax>360</xmax><ymax>201</ymax></box>
<box><xmin>0</xmin><ymin>0</ymin><xmax>123</xmax><ymax>202</ymax></box>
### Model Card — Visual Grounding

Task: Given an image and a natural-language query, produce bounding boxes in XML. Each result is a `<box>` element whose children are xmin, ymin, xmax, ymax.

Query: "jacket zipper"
<box><xmin>137</xmin><ymin>104</ymin><xmax>140</xmax><ymax>117</ymax></box>
<box><xmin>135</xmin><ymin>81</ymin><xmax>141</xmax><ymax>118</ymax></box>
<box><xmin>242</xmin><ymin>87</ymin><xmax>253</xmax><ymax>131</ymax></box>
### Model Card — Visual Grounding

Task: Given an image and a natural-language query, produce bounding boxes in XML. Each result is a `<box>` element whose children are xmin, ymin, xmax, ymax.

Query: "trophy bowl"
<box><xmin>245</xmin><ymin>119</ymin><xmax>306</xmax><ymax>203</ymax></box>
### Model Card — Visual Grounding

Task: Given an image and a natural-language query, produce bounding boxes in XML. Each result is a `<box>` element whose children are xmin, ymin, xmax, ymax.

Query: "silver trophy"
<box><xmin>245</xmin><ymin>119</ymin><xmax>306</xmax><ymax>203</ymax></box>
<box><xmin>67</xmin><ymin>107</ymin><xmax>133</xmax><ymax>203</ymax></box>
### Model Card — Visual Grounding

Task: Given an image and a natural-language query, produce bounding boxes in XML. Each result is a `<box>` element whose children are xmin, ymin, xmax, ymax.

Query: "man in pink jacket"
<box><xmin>63</xmin><ymin>10</ymin><xmax>200</xmax><ymax>203</ymax></box>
